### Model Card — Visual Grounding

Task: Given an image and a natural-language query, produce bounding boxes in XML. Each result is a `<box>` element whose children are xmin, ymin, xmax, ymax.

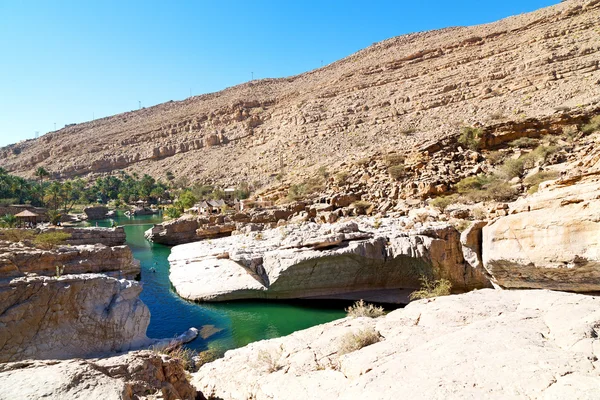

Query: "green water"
<box><xmin>85</xmin><ymin>212</ymin><xmax>347</xmax><ymax>352</ymax></box>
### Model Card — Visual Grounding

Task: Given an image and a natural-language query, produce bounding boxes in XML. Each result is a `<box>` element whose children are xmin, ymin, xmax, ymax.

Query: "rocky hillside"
<box><xmin>1</xmin><ymin>0</ymin><xmax>599</xmax><ymax>188</ymax></box>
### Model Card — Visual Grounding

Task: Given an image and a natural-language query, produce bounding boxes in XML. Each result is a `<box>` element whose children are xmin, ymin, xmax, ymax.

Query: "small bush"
<box><xmin>509</xmin><ymin>137</ymin><xmax>539</xmax><ymax>148</ymax></box>
<box><xmin>0</xmin><ymin>198</ymin><xmax>18</xmax><ymax>207</ymax></box>
<box><xmin>472</xmin><ymin>206</ymin><xmax>486</xmax><ymax>220</ymax></box>
<box><xmin>338</xmin><ymin>328</ymin><xmax>380</xmax><ymax>355</ymax></box>
<box><xmin>486</xmin><ymin>151</ymin><xmax>504</xmax><ymax>165</ymax></box>
<box><xmin>498</xmin><ymin>158</ymin><xmax>524</xmax><ymax>179</ymax></box>
<box><xmin>48</xmin><ymin>210</ymin><xmax>61</xmax><ymax>225</ymax></box>
<box><xmin>165</xmin><ymin>206</ymin><xmax>182</xmax><ymax>219</ymax></box>
<box><xmin>256</xmin><ymin>346</ymin><xmax>284</xmax><ymax>373</ymax></box>
<box><xmin>524</xmin><ymin>170</ymin><xmax>560</xmax><ymax>194</ymax></box>
<box><xmin>1</xmin><ymin>229</ymin><xmax>35</xmax><ymax>242</ymax></box>
<box><xmin>318</xmin><ymin>166</ymin><xmax>330</xmax><ymax>179</ymax></box>
<box><xmin>409</xmin><ymin>277</ymin><xmax>452</xmax><ymax>300</ymax></box>
<box><xmin>355</xmin><ymin>158</ymin><xmax>370</xmax><ymax>167</ymax></box>
<box><xmin>458</xmin><ymin>126</ymin><xmax>483</xmax><ymax>150</ymax></box>
<box><xmin>388</xmin><ymin>165</ymin><xmax>405</xmax><ymax>180</ymax></box>
<box><xmin>154</xmin><ymin>346</ymin><xmax>198</xmax><ymax>371</ymax></box>
<box><xmin>582</xmin><ymin>115</ymin><xmax>600</xmax><ymax>135</ymax></box>
<box><xmin>345</xmin><ymin>299</ymin><xmax>385</xmax><ymax>318</ymax></box>
<box><xmin>454</xmin><ymin>220</ymin><xmax>470</xmax><ymax>232</ymax></box>
<box><xmin>456</xmin><ymin>175</ymin><xmax>491</xmax><ymax>193</ymax></box>
<box><xmin>33</xmin><ymin>232</ymin><xmax>72</xmax><ymax>250</ymax></box>
<box><xmin>528</xmin><ymin>145</ymin><xmax>558</xmax><ymax>165</ymax></box>
<box><xmin>335</xmin><ymin>172</ymin><xmax>349</xmax><ymax>185</ymax></box>
<box><xmin>384</xmin><ymin>153</ymin><xmax>405</xmax><ymax>166</ymax></box>
<box><xmin>430</xmin><ymin>194</ymin><xmax>459</xmax><ymax>211</ymax></box>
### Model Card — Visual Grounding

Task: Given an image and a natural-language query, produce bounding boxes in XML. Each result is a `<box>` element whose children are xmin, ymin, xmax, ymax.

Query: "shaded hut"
<box><xmin>14</xmin><ymin>210</ymin><xmax>39</xmax><ymax>227</ymax></box>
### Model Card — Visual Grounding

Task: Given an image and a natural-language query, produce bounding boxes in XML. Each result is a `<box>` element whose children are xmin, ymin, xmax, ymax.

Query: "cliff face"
<box><xmin>0</xmin><ymin>274</ymin><xmax>150</xmax><ymax>363</ymax></box>
<box><xmin>1</xmin><ymin>0</ymin><xmax>599</xmax><ymax>186</ymax></box>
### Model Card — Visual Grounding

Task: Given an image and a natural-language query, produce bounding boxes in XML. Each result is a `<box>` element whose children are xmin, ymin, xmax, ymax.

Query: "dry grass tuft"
<box><xmin>345</xmin><ymin>300</ymin><xmax>385</xmax><ymax>318</ymax></box>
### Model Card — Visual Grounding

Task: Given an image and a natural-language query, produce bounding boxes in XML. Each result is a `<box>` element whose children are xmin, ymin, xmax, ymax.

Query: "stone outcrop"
<box><xmin>145</xmin><ymin>216</ymin><xmax>199</xmax><ymax>245</ymax></box>
<box><xmin>146</xmin><ymin>208</ymin><xmax>295</xmax><ymax>246</ymax></box>
<box><xmin>483</xmin><ymin>171</ymin><xmax>600</xmax><ymax>292</ymax></box>
<box><xmin>0</xmin><ymin>350</ymin><xmax>197</xmax><ymax>400</ymax></box>
<box><xmin>84</xmin><ymin>205</ymin><xmax>109</xmax><ymax>220</ymax></box>
<box><xmin>169</xmin><ymin>218</ymin><xmax>490</xmax><ymax>303</ymax></box>
<box><xmin>0</xmin><ymin>274</ymin><xmax>151</xmax><ymax>363</ymax></box>
<box><xmin>194</xmin><ymin>289</ymin><xmax>600</xmax><ymax>400</ymax></box>
<box><xmin>50</xmin><ymin>226</ymin><xmax>127</xmax><ymax>246</ymax></box>
<box><xmin>0</xmin><ymin>242</ymin><xmax>140</xmax><ymax>280</ymax></box>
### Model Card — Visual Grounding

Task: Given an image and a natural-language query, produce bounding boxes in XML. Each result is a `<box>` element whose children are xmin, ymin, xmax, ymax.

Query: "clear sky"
<box><xmin>0</xmin><ymin>0</ymin><xmax>558</xmax><ymax>147</ymax></box>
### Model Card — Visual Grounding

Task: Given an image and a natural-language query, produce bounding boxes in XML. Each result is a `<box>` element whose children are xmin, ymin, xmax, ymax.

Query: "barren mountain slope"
<box><xmin>1</xmin><ymin>0</ymin><xmax>599</xmax><ymax>186</ymax></box>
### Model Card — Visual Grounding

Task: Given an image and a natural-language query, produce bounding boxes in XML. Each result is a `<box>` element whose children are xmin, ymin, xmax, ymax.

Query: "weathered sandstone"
<box><xmin>169</xmin><ymin>218</ymin><xmax>490</xmax><ymax>303</ymax></box>
<box><xmin>0</xmin><ymin>242</ymin><xmax>140</xmax><ymax>280</ymax></box>
<box><xmin>0</xmin><ymin>274</ymin><xmax>151</xmax><ymax>363</ymax></box>
<box><xmin>483</xmin><ymin>172</ymin><xmax>600</xmax><ymax>291</ymax></box>
<box><xmin>0</xmin><ymin>350</ymin><xmax>197</xmax><ymax>400</ymax></box>
<box><xmin>194</xmin><ymin>289</ymin><xmax>600</xmax><ymax>400</ymax></box>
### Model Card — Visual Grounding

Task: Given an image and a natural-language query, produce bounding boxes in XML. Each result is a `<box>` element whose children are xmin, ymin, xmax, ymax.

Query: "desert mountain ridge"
<box><xmin>1</xmin><ymin>0</ymin><xmax>599</xmax><ymax>188</ymax></box>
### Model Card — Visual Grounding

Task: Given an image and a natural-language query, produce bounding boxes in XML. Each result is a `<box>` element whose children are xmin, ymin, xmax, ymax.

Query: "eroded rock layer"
<box><xmin>1</xmin><ymin>0</ymin><xmax>599</xmax><ymax>187</ymax></box>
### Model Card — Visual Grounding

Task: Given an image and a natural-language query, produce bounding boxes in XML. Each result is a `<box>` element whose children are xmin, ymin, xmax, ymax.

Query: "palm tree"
<box><xmin>35</xmin><ymin>167</ymin><xmax>50</xmax><ymax>206</ymax></box>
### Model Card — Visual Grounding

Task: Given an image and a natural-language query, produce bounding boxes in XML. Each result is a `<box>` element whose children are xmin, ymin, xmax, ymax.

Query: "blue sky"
<box><xmin>0</xmin><ymin>0</ymin><xmax>557</xmax><ymax>147</ymax></box>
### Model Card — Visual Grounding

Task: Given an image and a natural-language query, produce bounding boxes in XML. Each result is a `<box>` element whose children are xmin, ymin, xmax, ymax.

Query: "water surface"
<box><xmin>86</xmin><ymin>212</ymin><xmax>347</xmax><ymax>352</ymax></box>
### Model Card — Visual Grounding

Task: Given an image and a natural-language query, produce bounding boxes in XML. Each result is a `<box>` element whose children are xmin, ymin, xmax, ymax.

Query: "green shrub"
<box><xmin>430</xmin><ymin>194</ymin><xmax>459</xmax><ymax>211</ymax></box>
<box><xmin>524</xmin><ymin>170</ymin><xmax>560</xmax><ymax>194</ymax></box>
<box><xmin>409</xmin><ymin>277</ymin><xmax>452</xmax><ymax>300</ymax></box>
<box><xmin>165</xmin><ymin>206</ymin><xmax>182</xmax><ymax>219</ymax></box>
<box><xmin>528</xmin><ymin>145</ymin><xmax>558</xmax><ymax>164</ymax></box>
<box><xmin>582</xmin><ymin>115</ymin><xmax>600</xmax><ymax>135</ymax></box>
<box><xmin>318</xmin><ymin>166</ymin><xmax>330</xmax><ymax>179</ymax></box>
<box><xmin>0</xmin><ymin>198</ymin><xmax>18</xmax><ymax>207</ymax></box>
<box><xmin>48</xmin><ymin>210</ymin><xmax>61</xmax><ymax>225</ymax></box>
<box><xmin>498</xmin><ymin>158</ymin><xmax>525</xmax><ymax>179</ymax></box>
<box><xmin>458</xmin><ymin>126</ymin><xmax>483</xmax><ymax>150</ymax></box>
<box><xmin>388</xmin><ymin>165</ymin><xmax>405</xmax><ymax>180</ymax></box>
<box><xmin>345</xmin><ymin>300</ymin><xmax>385</xmax><ymax>318</ymax></box>
<box><xmin>509</xmin><ymin>137</ymin><xmax>539</xmax><ymax>148</ymax></box>
<box><xmin>1</xmin><ymin>229</ymin><xmax>35</xmax><ymax>242</ymax></box>
<box><xmin>33</xmin><ymin>232</ymin><xmax>71</xmax><ymax>250</ymax></box>
<box><xmin>456</xmin><ymin>175</ymin><xmax>491</xmax><ymax>193</ymax></box>
<box><xmin>338</xmin><ymin>328</ymin><xmax>380</xmax><ymax>355</ymax></box>
<box><xmin>0</xmin><ymin>214</ymin><xmax>18</xmax><ymax>228</ymax></box>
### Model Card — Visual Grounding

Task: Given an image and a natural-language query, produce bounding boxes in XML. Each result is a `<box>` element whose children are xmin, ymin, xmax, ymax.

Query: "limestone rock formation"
<box><xmin>84</xmin><ymin>205</ymin><xmax>109</xmax><ymax>220</ymax></box>
<box><xmin>0</xmin><ymin>350</ymin><xmax>197</xmax><ymax>400</ymax></box>
<box><xmin>0</xmin><ymin>274</ymin><xmax>151</xmax><ymax>363</ymax></box>
<box><xmin>169</xmin><ymin>218</ymin><xmax>490</xmax><ymax>303</ymax></box>
<box><xmin>1</xmin><ymin>0</ymin><xmax>598</xmax><ymax>190</ymax></box>
<box><xmin>193</xmin><ymin>289</ymin><xmax>600</xmax><ymax>400</ymax></box>
<box><xmin>0</xmin><ymin>242</ymin><xmax>140</xmax><ymax>280</ymax></box>
<box><xmin>483</xmin><ymin>171</ymin><xmax>600</xmax><ymax>292</ymax></box>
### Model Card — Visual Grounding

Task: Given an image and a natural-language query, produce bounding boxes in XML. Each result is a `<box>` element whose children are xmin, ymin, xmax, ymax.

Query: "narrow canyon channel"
<box><xmin>83</xmin><ymin>212</ymin><xmax>348</xmax><ymax>353</ymax></box>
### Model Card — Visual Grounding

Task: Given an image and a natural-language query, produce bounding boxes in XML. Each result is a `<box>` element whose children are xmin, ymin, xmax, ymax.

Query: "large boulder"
<box><xmin>483</xmin><ymin>173</ymin><xmax>600</xmax><ymax>291</ymax></box>
<box><xmin>0</xmin><ymin>350</ymin><xmax>197</xmax><ymax>400</ymax></box>
<box><xmin>193</xmin><ymin>289</ymin><xmax>600</xmax><ymax>400</ymax></box>
<box><xmin>169</xmin><ymin>219</ymin><xmax>490</xmax><ymax>303</ymax></box>
<box><xmin>83</xmin><ymin>206</ymin><xmax>109</xmax><ymax>220</ymax></box>
<box><xmin>0</xmin><ymin>274</ymin><xmax>151</xmax><ymax>363</ymax></box>
<box><xmin>145</xmin><ymin>217</ymin><xmax>199</xmax><ymax>245</ymax></box>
